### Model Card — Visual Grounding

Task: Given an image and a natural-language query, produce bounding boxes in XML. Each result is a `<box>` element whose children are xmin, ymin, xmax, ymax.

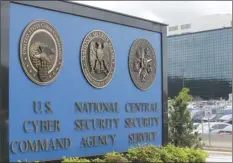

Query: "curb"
<box><xmin>204</xmin><ymin>147</ymin><xmax>232</xmax><ymax>153</ymax></box>
<box><xmin>205</xmin><ymin>150</ymin><xmax>232</xmax><ymax>156</ymax></box>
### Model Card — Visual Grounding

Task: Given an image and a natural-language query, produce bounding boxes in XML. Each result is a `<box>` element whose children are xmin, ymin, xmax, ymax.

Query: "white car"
<box><xmin>194</xmin><ymin>122</ymin><xmax>231</xmax><ymax>134</ymax></box>
<box><xmin>210</xmin><ymin>126</ymin><xmax>232</xmax><ymax>135</ymax></box>
<box><xmin>218</xmin><ymin>114</ymin><xmax>232</xmax><ymax>123</ymax></box>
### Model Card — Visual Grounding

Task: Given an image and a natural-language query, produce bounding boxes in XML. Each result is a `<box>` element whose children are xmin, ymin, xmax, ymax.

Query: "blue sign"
<box><xmin>3</xmin><ymin>1</ymin><xmax>167</xmax><ymax>162</ymax></box>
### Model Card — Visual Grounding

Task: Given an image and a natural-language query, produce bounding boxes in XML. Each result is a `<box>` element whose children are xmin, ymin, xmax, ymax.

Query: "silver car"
<box><xmin>210</xmin><ymin>125</ymin><xmax>232</xmax><ymax>135</ymax></box>
<box><xmin>194</xmin><ymin>122</ymin><xmax>231</xmax><ymax>134</ymax></box>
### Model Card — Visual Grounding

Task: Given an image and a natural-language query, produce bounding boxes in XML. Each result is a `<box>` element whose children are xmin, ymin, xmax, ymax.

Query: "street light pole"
<box><xmin>201</xmin><ymin>108</ymin><xmax>204</xmax><ymax>134</ymax></box>
<box><xmin>182</xmin><ymin>76</ymin><xmax>184</xmax><ymax>88</ymax></box>
<box><xmin>208</xmin><ymin>112</ymin><xmax>211</xmax><ymax>147</ymax></box>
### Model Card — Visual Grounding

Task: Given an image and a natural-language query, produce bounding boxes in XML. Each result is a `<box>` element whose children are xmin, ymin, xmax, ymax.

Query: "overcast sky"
<box><xmin>74</xmin><ymin>1</ymin><xmax>232</xmax><ymax>25</ymax></box>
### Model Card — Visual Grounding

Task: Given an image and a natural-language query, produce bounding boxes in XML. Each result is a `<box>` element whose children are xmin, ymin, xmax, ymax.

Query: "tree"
<box><xmin>168</xmin><ymin>88</ymin><xmax>202</xmax><ymax>148</ymax></box>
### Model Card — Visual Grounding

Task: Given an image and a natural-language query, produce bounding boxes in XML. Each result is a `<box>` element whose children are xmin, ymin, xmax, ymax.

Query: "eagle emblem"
<box><xmin>30</xmin><ymin>42</ymin><xmax>55</xmax><ymax>82</ymax></box>
<box><xmin>20</xmin><ymin>20</ymin><xmax>63</xmax><ymax>85</ymax></box>
<box><xmin>89</xmin><ymin>41</ymin><xmax>109</xmax><ymax>76</ymax></box>
<box><xmin>81</xmin><ymin>30</ymin><xmax>115</xmax><ymax>88</ymax></box>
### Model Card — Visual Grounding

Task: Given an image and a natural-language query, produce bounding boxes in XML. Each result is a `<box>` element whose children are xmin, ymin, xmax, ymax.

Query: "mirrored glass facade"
<box><xmin>168</xmin><ymin>27</ymin><xmax>232</xmax><ymax>99</ymax></box>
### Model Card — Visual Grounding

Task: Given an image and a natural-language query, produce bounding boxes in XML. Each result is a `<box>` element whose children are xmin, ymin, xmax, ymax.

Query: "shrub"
<box><xmin>168</xmin><ymin>88</ymin><xmax>202</xmax><ymax>148</ymax></box>
<box><xmin>61</xmin><ymin>144</ymin><xmax>208</xmax><ymax>163</ymax></box>
<box><xmin>162</xmin><ymin>144</ymin><xmax>189</xmax><ymax>163</ymax></box>
<box><xmin>159</xmin><ymin>147</ymin><xmax>175</xmax><ymax>162</ymax></box>
<box><xmin>91</xmin><ymin>158</ymin><xmax>105</xmax><ymax>163</ymax></box>
<box><xmin>62</xmin><ymin>157</ymin><xmax>90</xmax><ymax>162</ymax></box>
<box><xmin>127</xmin><ymin>145</ymin><xmax>162</xmax><ymax>163</ymax></box>
<box><xmin>185</xmin><ymin>148</ymin><xmax>208</xmax><ymax>163</ymax></box>
<box><xmin>103</xmin><ymin>152</ymin><xmax>130</xmax><ymax>163</ymax></box>
<box><xmin>161</xmin><ymin>144</ymin><xmax>208</xmax><ymax>163</ymax></box>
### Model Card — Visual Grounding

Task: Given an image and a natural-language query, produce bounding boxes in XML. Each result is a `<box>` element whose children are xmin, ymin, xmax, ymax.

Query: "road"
<box><xmin>206</xmin><ymin>151</ymin><xmax>232</xmax><ymax>162</ymax></box>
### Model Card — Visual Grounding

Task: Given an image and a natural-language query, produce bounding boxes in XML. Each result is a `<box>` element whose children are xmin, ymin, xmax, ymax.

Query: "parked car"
<box><xmin>210</xmin><ymin>125</ymin><xmax>232</xmax><ymax>135</ymax></box>
<box><xmin>191</xmin><ymin>109</ymin><xmax>203</xmax><ymax>123</ymax></box>
<box><xmin>218</xmin><ymin>114</ymin><xmax>232</xmax><ymax>124</ymax></box>
<box><xmin>223</xmin><ymin>106</ymin><xmax>232</xmax><ymax>115</ymax></box>
<box><xmin>201</xmin><ymin>114</ymin><xmax>218</xmax><ymax>122</ymax></box>
<box><xmin>194</xmin><ymin>122</ymin><xmax>232</xmax><ymax>134</ymax></box>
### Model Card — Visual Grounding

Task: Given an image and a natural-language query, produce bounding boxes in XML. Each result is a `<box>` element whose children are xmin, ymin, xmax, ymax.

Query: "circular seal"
<box><xmin>81</xmin><ymin>30</ymin><xmax>116</xmax><ymax>88</ymax></box>
<box><xmin>129</xmin><ymin>39</ymin><xmax>157</xmax><ymax>90</ymax></box>
<box><xmin>20</xmin><ymin>20</ymin><xmax>63</xmax><ymax>85</ymax></box>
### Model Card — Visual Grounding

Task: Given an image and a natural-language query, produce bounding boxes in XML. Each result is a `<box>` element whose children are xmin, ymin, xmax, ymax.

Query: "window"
<box><xmin>219</xmin><ymin>124</ymin><xmax>228</xmax><ymax>129</ymax></box>
<box><xmin>167</xmin><ymin>28</ymin><xmax>232</xmax><ymax>99</ymax></box>
<box><xmin>181</xmin><ymin>24</ymin><xmax>191</xmax><ymax>30</ymax></box>
<box><xmin>169</xmin><ymin>26</ymin><xmax>178</xmax><ymax>32</ymax></box>
<box><xmin>211</xmin><ymin>124</ymin><xmax>219</xmax><ymax>130</ymax></box>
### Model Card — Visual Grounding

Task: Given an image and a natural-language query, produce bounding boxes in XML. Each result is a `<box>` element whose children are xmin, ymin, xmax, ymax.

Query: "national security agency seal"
<box><xmin>81</xmin><ymin>30</ymin><xmax>116</xmax><ymax>88</ymax></box>
<box><xmin>129</xmin><ymin>39</ymin><xmax>156</xmax><ymax>90</ymax></box>
<box><xmin>20</xmin><ymin>20</ymin><xmax>63</xmax><ymax>85</ymax></box>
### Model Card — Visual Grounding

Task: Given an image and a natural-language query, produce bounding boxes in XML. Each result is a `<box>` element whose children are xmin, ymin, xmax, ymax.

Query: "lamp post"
<box><xmin>207</xmin><ymin>109</ymin><xmax>211</xmax><ymax>147</ymax></box>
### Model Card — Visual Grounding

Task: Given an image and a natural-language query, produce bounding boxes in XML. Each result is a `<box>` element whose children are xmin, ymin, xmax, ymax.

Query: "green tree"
<box><xmin>168</xmin><ymin>88</ymin><xmax>202</xmax><ymax>148</ymax></box>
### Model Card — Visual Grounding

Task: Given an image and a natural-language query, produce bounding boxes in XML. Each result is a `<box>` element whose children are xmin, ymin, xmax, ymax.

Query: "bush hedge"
<box><xmin>127</xmin><ymin>145</ymin><xmax>163</xmax><ymax>162</ymax></box>
<box><xmin>62</xmin><ymin>144</ymin><xmax>208</xmax><ymax>163</ymax></box>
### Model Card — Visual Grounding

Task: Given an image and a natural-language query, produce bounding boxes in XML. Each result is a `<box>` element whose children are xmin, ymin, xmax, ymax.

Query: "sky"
<box><xmin>74</xmin><ymin>1</ymin><xmax>232</xmax><ymax>25</ymax></box>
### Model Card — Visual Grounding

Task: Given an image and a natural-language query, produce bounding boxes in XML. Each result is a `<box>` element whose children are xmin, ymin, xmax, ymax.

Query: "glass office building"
<box><xmin>168</xmin><ymin>27</ymin><xmax>232</xmax><ymax>100</ymax></box>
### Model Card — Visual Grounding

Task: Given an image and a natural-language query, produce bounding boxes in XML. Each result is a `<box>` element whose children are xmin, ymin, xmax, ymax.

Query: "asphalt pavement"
<box><xmin>206</xmin><ymin>151</ymin><xmax>232</xmax><ymax>162</ymax></box>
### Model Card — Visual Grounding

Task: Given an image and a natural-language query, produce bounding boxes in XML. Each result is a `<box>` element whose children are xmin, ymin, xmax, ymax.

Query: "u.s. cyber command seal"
<box><xmin>129</xmin><ymin>39</ymin><xmax>156</xmax><ymax>90</ymax></box>
<box><xmin>81</xmin><ymin>30</ymin><xmax>116</xmax><ymax>88</ymax></box>
<box><xmin>20</xmin><ymin>20</ymin><xmax>63</xmax><ymax>85</ymax></box>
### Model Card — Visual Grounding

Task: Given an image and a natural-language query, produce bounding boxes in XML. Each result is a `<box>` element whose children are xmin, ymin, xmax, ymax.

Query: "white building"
<box><xmin>167</xmin><ymin>14</ymin><xmax>232</xmax><ymax>36</ymax></box>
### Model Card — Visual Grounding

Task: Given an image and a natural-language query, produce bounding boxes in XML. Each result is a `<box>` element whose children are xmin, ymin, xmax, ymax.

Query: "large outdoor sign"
<box><xmin>0</xmin><ymin>1</ymin><xmax>168</xmax><ymax>162</ymax></box>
